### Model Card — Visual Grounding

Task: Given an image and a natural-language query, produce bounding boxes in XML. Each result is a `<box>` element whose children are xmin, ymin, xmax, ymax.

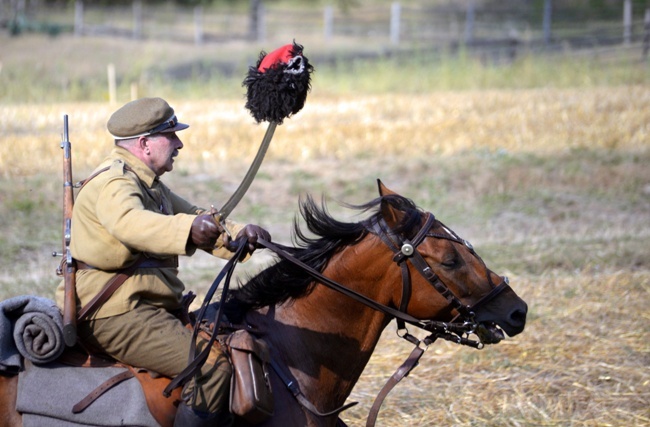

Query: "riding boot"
<box><xmin>173</xmin><ymin>402</ymin><xmax>233</xmax><ymax>427</ymax></box>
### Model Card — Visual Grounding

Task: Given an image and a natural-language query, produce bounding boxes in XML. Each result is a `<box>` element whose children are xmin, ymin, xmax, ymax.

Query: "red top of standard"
<box><xmin>258</xmin><ymin>44</ymin><xmax>300</xmax><ymax>72</ymax></box>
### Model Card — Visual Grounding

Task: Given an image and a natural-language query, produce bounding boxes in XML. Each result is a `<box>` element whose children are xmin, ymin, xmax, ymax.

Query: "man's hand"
<box><xmin>190</xmin><ymin>214</ymin><xmax>222</xmax><ymax>249</ymax></box>
<box><xmin>232</xmin><ymin>224</ymin><xmax>271</xmax><ymax>254</ymax></box>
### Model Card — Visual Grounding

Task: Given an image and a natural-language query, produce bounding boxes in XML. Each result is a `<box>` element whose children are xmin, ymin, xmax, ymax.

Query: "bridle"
<box><xmin>359</xmin><ymin>211</ymin><xmax>513</xmax><ymax>427</ymax></box>
<box><xmin>180</xmin><ymin>208</ymin><xmax>515</xmax><ymax>425</ymax></box>
<box><xmin>256</xmin><ymin>211</ymin><xmax>512</xmax><ymax>351</ymax></box>
<box><xmin>369</xmin><ymin>211</ymin><xmax>512</xmax><ymax>349</ymax></box>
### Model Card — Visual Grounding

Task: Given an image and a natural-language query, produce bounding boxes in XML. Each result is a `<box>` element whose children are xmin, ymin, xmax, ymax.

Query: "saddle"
<box><xmin>55</xmin><ymin>344</ymin><xmax>183</xmax><ymax>427</ymax></box>
<box><xmin>34</xmin><ymin>317</ymin><xmax>273</xmax><ymax>427</ymax></box>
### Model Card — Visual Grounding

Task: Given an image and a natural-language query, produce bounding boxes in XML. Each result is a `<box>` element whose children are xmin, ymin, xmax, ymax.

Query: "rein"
<box><xmin>173</xmin><ymin>210</ymin><xmax>512</xmax><ymax>425</ymax></box>
<box><xmin>255</xmin><ymin>210</ymin><xmax>512</xmax><ymax>426</ymax></box>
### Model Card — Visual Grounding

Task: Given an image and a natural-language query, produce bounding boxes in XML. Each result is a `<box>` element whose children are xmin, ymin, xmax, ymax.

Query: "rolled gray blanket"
<box><xmin>0</xmin><ymin>295</ymin><xmax>64</xmax><ymax>372</ymax></box>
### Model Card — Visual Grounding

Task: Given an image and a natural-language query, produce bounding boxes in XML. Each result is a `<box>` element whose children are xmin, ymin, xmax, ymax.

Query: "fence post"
<box><xmin>390</xmin><ymin>2</ymin><xmax>401</xmax><ymax>46</ymax></box>
<box><xmin>74</xmin><ymin>0</ymin><xmax>83</xmax><ymax>37</ymax></box>
<box><xmin>464</xmin><ymin>0</ymin><xmax>475</xmax><ymax>45</ymax></box>
<box><xmin>324</xmin><ymin>5</ymin><xmax>333</xmax><ymax>41</ymax></box>
<box><xmin>643</xmin><ymin>9</ymin><xmax>650</xmax><ymax>59</ymax></box>
<box><xmin>107</xmin><ymin>63</ymin><xmax>117</xmax><ymax>105</ymax></box>
<box><xmin>543</xmin><ymin>0</ymin><xmax>552</xmax><ymax>45</ymax></box>
<box><xmin>133</xmin><ymin>0</ymin><xmax>142</xmax><ymax>40</ymax></box>
<box><xmin>257</xmin><ymin>2</ymin><xmax>266</xmax><ymax>43</ymax></box>
<box><xmin>194</xmin><ymin>5</ymin><xmax>203</xmax><ymax>45</ymax></box>
<box><xmin>623</xmin><ymin>0</ymin><xmax>632</xmax><ymax>45</ymax></box>
<box><xmin>249</xmin><ymin>0</ymin><xmax>263</xmax><ymax>42</ymax></box>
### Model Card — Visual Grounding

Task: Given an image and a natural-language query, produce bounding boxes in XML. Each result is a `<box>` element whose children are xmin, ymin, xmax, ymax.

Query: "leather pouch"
<box><xmin>225</xmin><ymin>329</ymin><xmax>274</xmax><ymax>424</ymax></box>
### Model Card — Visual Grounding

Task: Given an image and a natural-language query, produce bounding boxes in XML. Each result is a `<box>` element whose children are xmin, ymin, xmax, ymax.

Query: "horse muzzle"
<box><xmin>471</xmin><ymin>280</ymin><xmax>528</xmax><ymax>344</ymax></box>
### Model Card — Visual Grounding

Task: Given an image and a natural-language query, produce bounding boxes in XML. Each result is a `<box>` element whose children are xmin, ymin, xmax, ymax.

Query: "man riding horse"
<box><xmin>55</xmin><ymin>96</ymin><xmax>271</xmax><ymax>427</ymax></box>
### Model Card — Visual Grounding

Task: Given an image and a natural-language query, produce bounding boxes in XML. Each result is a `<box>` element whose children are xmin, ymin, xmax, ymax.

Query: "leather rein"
<box><xmin>259</xmin><ymin>211</ymin><xmax>511</xmax><ymax>350</ymax></box>
<box><xmin>254</xmin><ymin>210</ymin><xmax>513</xmax><ymax>426</ymax></box>
<box><xmin>177</xmin><ymin>210</ymin><xmax>513</xmax><ymax>425</ymax></box>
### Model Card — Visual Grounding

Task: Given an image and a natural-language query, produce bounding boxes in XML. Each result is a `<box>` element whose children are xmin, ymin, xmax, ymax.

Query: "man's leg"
<box><xmin>78</xmin><ymin>304</ymin><xmax>232</xmax><ymax>415</ymax></box>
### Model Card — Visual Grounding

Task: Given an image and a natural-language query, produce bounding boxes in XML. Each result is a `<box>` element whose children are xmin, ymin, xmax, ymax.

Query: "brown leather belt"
<box><xmin>76</xmin><ymin>256</ymin><xmax>179</xmax><ymax>322</ymax></box>
<box><xmin>76</xmin><ymin>256</ymin><xmax>179</xmax><ymax>271</ymax></box>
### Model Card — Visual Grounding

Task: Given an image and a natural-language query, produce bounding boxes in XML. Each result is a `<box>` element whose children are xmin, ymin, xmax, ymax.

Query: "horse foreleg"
<box><xmin>0</xmin><ymin>374</ymin><xmax>22</xmax><ymax>427</ymax></box>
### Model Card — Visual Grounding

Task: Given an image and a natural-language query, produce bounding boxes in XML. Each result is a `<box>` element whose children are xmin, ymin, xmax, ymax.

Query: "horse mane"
<box><xmin>225</xmin><ymin>193</ymin><xmax>422</xmax><ymax>316</ymax></box>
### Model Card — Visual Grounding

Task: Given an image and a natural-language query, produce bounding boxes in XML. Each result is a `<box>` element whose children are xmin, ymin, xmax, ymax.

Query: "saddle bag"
<box><xmin>224</xmin><ymin>329</ymin><xmax>274</xmax><ymax>424</ymax></box>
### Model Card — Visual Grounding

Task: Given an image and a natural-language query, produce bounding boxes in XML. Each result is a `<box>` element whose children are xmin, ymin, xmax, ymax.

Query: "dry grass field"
<box><xmin>1</xmin><ymin>33</ymin><xmax>649</xmax><ymax>426</ymax></box>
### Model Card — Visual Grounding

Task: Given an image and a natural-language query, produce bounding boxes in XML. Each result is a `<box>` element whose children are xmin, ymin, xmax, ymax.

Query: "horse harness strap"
<box><xmin>163</xmin><ymin>240</ymin><xmax>249</xmax><ymax>398</ymax></box>
<box><xmin>365</xmin><ymin>344</ymin><xmax>426</xmax><ymax>427</ymax></box>
<box><xmin>256</xmin><ymin>211</ymin><xmax>507</xmax><ymax>427</ymax></box>
<box><xmin>256</xmin><ymin>238</ymin><xmax>478</xmax><ymax>426</ymax></box>
<box><xmin>371</xmin><ymin>213</ymin><xmax>475</xmax><ymax>324</ymax></box>
<box><xmin>269</xmin><ymin>359</ymin><xmax>358</xmax><ymax>417</ymax></box>
<box><xmin>257</xmin><ymin>239</ymin><xmax>427</xmax><ymax>329</ymax></box>
<box><xmin>72</xmin><ymin>369</ymin><xmax>135</xmax><ymax>414</ymax></box>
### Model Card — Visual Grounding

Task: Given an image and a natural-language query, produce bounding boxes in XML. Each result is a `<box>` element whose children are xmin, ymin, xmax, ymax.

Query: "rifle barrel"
<box><xmin>61</xmin><ymin>114</ymin><xmax>77</xmax><ymax>347</ymax></box>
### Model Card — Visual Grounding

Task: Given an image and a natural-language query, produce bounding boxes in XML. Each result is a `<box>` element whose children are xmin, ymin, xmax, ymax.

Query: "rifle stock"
<box><xmin>61</xmin><ymin>114</ymin><xmax>77</xmax><ymax>347</ymax></box>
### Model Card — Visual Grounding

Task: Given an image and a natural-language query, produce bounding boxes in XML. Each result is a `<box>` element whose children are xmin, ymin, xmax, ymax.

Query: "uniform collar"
<box><xmin>110</xmin><ymin>146</ymin><xmax>158</xmax><ymax>188</ymax></box>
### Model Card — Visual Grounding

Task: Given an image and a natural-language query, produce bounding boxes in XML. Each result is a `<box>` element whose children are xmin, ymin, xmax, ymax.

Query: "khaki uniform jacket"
<box><xmin>56</xmin><ymin>146</ymin><xmax>244</xmax><ymax>320</ymax></box>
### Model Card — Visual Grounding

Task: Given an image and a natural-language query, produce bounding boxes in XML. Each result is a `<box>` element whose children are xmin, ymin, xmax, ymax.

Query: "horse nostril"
<box><xmin>510</xmin><ymin>308</ymin><xmax>527</xmax><ymax>325</ymax></box>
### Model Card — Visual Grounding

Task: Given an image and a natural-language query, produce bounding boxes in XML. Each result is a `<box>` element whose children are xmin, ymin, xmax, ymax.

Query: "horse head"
<box><xmin>375</xmin><ymin>180</ymin><xmax>527</xmax><ymax>345</ymax></box>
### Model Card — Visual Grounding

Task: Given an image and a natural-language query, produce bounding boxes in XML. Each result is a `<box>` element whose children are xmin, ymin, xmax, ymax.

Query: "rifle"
<box><xmin>58</xmin><ymin>114</ymin><xmax>77</xmax><ymax>347</ymax></box>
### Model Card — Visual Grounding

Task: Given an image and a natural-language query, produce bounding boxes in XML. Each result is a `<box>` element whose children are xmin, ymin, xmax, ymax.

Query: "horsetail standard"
<box><xmin>213</xmin><ymin>42</ymin><xmax>313</xmax><ymax>232</ymax></box>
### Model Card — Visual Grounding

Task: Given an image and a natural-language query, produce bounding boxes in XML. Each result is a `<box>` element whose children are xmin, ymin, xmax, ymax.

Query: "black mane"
<box><xmin>225</xmin><ymin>193</ymin><xmax>422</xmax><ymax>315</ymax></box>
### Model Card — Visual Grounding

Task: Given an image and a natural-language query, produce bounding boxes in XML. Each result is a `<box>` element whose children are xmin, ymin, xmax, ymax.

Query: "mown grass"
<box><xmin>1</xmin><ymin>32</ymin><xmax>649</xmax><ymax>426</ymax></box>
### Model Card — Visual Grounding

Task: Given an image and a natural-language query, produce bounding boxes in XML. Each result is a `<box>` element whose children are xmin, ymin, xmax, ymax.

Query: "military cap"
<box><xmin>107</xmin><ymin>97</ymin><xmax>189</xmax><ymax>140</ymax></box>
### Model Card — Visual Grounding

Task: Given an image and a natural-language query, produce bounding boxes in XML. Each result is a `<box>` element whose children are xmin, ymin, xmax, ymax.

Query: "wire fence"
<box><xmin>2</xmin><ymin>1</ymin><xmax>650</xmax><ymax>62</ymax></box>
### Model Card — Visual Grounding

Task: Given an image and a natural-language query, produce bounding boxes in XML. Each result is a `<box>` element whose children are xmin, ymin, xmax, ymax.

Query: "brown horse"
<box><xmin>0</xmin><ymin>181</ymin><xmax>527</xmax><ymax>426</ymax></box>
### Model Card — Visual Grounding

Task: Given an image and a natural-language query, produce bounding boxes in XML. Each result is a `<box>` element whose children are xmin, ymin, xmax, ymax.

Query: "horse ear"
<box><xmin>377</xmin><ymin>179</ymin><xmax>397</xmax><ymax>197</ymax></box>
<box><xmin>380</xmin><ymin>196</ymin><xmax>404</xmax><ymax>229</ymax></box>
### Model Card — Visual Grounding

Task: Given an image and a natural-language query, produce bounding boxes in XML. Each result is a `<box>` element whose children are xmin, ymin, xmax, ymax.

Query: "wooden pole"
<box><xmin>643</xmin><ymin>9</ymin><xmax>650</xmax><ymax>60</ymax></box>
<box><xmin>390</xmin><ymin>2</ymin><xmax>401</xmax><ymax>46</ymax></box>
<box><xmin>464</xmin><ymin>0</ymin><xmax>475</xmax><ymax>45</ymax></box>
<box><xmin>133</xmin><ymin>0</ymin><xmax>142</xmax><ymax>40</ymax></box>
<box><xmin>324</xmin><ymin>5</ymin><xmax>333</xmax><ymax>41</ymax></box>
<box><xmin>543</xmin><ymin>0</ymin><xmax>552</xmax><ymax>46</ymax></box>
<box><xmin>194</xmin><ymin>5</ymin><xmax>203</xmax><ymax>45</ymax></box>
<box><xmin>74</xmin><ymin>0</ymin><xmax>83</xmax><ymax>37</ymax></box>
<box><xmin>107</xmin><ymin>63</ymin><xmax>116</xmax><ymax>105</ymax></box>
<box><xmin>623</xmin><ymin>0</ymin><xmax>632</xmax><ymax>45</ymax></box>
<box><xmin>257</xmin><ymin>2</ymin><xmax>266</xmax><ymax>43</ymax></box>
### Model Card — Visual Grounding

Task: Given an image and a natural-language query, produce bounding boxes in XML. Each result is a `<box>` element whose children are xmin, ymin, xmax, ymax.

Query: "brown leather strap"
<box><xmin>76</xmin><ymin>256</ymin><xmax>178</xmax><ymax>270</ymax></box>
<box><xmin>76</xmin><ymin>267</ymin><xmax>136</xmax><ymax>322</ymax></box>
<box><xmin>72</xmin><ymin>369</ymin><xmax>135</xmax><ymax>413</ymax></box>
<box><xmin>270</xmin><ymin>359</ymin><xmax>358</xmax><ymax>417</ymax></box>
<box><xmin>365</xmin><ymin>345</ymin><xmax>425</xmax><ymax>427</ymax></box>
<box><xmin>76</xmin><ymin>256</ymin><xmax>179</xmax><ymax>322</ymax></box>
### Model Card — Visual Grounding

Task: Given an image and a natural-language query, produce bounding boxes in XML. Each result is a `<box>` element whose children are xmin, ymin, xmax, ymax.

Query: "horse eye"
<box><xmin>441</xmin><ymin>257</ymin><xmax>459</xmax><ymax>268</ymax></box>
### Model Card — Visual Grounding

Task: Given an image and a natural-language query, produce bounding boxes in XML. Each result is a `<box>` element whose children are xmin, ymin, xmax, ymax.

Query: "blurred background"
<box><xmin>1</xmin><ymin>0</ymin><xmax>649</xmax><ymax>102</ymax></box>
<box><xmin>1</xmin><ymin>1</ymin><xmax>649</xmax><ymax>426</ymax></box>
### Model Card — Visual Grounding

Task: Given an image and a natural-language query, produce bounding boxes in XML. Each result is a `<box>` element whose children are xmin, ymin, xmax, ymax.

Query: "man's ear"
<box><xmin>138</xmin><ymin>135</ymin><xmax>150</xmax><ymax>154</ymax></box>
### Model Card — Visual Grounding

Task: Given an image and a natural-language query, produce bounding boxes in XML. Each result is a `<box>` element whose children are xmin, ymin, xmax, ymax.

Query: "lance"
<box><xmin>213</xmin><ymin>42</ymin><xmax>313</xmax><ymax>230</ymax></box>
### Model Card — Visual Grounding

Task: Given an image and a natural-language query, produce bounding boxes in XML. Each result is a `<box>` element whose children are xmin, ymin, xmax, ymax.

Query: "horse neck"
<box><xmin>251</xmin><ymin>237</ymin><xmax>397</xmax><ymax>409</ymax></box>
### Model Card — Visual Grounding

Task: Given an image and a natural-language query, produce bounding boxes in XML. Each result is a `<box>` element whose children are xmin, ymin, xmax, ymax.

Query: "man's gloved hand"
<box><xmin>231</xmin><ymin>224</ymin><xmax>271</xmax><ymax>254</ymax></box>
<box><xmin>190</xmin><ymin>214</ymin><xmax>222</xmax><ymax>249</ymax></box>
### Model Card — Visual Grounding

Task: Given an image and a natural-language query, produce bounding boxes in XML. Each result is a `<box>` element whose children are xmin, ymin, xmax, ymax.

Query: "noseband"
<box><xmin>370</xmin><ymin>211</ymin><xmax>511</xmax><ymax>348</ymax></box>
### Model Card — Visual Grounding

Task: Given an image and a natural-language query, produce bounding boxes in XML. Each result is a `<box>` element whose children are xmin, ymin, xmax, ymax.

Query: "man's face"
<box><xmin>145</xmin><ymin>132</ymin><xmax>183</xmax><ymax>176</ymax></box>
